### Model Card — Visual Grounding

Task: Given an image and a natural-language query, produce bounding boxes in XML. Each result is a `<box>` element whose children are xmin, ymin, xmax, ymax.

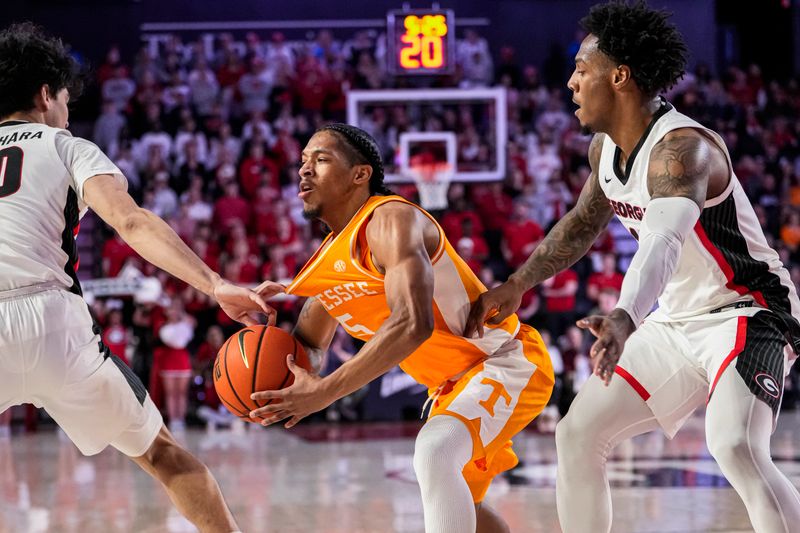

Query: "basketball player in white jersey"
<box><xmin>465</xmin><ymin>2</ymin><xmax>800</xmax><ymax>532</ymax></box>
<box><xmin>0</xmin><ymin>23</ymin><xmax>277</xmax><ymax>532</ymax></box>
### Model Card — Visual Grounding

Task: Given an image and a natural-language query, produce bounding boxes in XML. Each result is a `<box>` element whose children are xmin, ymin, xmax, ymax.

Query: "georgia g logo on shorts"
<box><xmin>754</xmin><ymin>373</ymin><xmax>781</xmax><ymax>398</ymax></box>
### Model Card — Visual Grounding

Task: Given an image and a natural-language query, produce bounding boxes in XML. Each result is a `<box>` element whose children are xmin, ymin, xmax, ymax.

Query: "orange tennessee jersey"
<box><xmin>286</xmin><ymin>195</ymin><xmax>534</xmax><ymax>389</ymax></box>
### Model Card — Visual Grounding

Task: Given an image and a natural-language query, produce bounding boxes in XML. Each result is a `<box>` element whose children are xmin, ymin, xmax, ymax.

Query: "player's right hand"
<box><xmin>464</xmin><ymin>278</ymin><xmax>525</xmax><ymax>338</ymax></box>
<box><xmin>213</xmin><ymin>280</ymin><xmax>278</xmax><ymax>327</ymax></box>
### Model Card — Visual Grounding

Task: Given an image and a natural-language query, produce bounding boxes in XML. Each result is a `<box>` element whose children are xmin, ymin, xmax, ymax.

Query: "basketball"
<box><xmin>213</xmin><ymin>325</ymin><xmax>310</xmax><ymax>423</ymax></box>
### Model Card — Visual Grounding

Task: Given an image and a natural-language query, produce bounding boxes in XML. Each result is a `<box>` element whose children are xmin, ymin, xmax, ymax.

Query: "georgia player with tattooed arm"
<box><xmin>465</xmin><ymin>3</ymin><xmax>800</xmax><ymax>532</ymax></box>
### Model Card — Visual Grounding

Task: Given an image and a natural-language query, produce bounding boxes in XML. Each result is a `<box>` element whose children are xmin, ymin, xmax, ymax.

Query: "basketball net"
<box><xmin>409</xmin><ymin>162</ymin><xmax>453</xmax><ymax>211</ymax></box>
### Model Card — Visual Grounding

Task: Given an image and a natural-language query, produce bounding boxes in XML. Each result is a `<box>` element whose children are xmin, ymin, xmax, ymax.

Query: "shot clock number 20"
<box><xmin>387</xmin><ymin>9</ymin><xmax>455</xmax><ymax>75</ymax></box>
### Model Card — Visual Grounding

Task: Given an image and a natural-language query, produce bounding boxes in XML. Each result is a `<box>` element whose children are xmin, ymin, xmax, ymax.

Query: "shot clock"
<box><xmin>387</xmin><ymin>8</ymin><xmax>456</xmax><ymax>75</ymax></box>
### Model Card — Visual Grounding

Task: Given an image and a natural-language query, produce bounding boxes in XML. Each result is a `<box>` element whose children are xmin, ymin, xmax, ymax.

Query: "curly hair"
<box><xmin>317</xmin><ymin>123</ymin><xmax>393</xmax><ymax>196</ymax></box>
<box><xmin>0</xmin><ymin>22</ymin><xmax>83</xmax><ymax>118</ymax></box>
<box><xmin>580</xmin><ymin>1</ymin><xmax>687</xmax><ymax>97</ymax></box>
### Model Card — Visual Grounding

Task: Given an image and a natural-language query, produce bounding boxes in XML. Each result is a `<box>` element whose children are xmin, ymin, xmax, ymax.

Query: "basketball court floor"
<box><xmin>2</xmin><ymin>410</ymin><xmax>799</xmax><ymax>532</ymax></box>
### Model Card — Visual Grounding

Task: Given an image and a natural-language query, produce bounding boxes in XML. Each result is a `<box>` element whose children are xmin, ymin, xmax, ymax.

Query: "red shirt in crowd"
<box><xmin>503</xmin><ymin>220</ymin><xmax>544</xmax><ymax>267</ymax></box>
<box><xmin>473</xmin><ymin>187</ymin><xmax>514</xmax><ymax>231</ymax></box>
<box><xmin>239</xmin><ymin>156</ymin><xmax>280</xmax><ymax>197</ymax></box>
<box><xmin>587</xmin><ymin>271</ymin><xmax>624</xmax><ymax>296</ymax></box>
<box><xmin>102</xmin><ymin>325</ymin><xmax>129</xmax><ymax>365</ymax></box>
<box><xmin>102</xmin><ymin>237</ymin><xmax>139</xmax><ymax>277</ymax></box>
<box><xmin>542</xmin><ymin>269</ymin><xmax>579</xmax><ymax>313</ymax></box>
<box><xmin>441</xmin><ymin>210</ymin><xmax>484</xmax><ymax>242</ymax></box>
<box><xmin>214</xmin><ymin>196</ymin><xmax>251</xmax><ymax>229</ymax></box>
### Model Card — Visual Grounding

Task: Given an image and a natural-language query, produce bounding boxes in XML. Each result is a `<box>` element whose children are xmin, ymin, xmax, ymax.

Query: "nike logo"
<box><xmin>237</xmin><ymin>329</ymin><xmax>253</xmax><ymax>369</ymax></box>
<box><xmin>603</xmin><ymin>175</ymin><xmax>612</xmax><ymax>183</ymax></box>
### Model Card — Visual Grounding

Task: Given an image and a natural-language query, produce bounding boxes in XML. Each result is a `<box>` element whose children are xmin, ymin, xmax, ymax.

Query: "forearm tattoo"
<box><xmin>513</xmin><ymin>134</ymin><xmax>613</xmax><ymax>288</ymax></box>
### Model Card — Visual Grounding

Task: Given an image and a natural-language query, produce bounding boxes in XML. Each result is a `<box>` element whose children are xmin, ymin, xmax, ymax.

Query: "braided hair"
<box><xmin>317</xmin><ymin>123</ymin><xmax>393</xmax><ymax>196</ymax></box>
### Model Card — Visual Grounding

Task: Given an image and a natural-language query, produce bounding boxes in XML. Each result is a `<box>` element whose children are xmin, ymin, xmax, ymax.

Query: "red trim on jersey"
<box><xmin>694</xmin><ymin>222</ymin><xmax>767</xmax><ymax>307</ymax></box>
<box><xmin>614</xmin><ymin>366</ymin><xmax>650</xmax><ymax>401</ymax></box>
<box><xmin>73</xmin><ymin>222</ymin><xmax>81</xmax><ymax>237</ymax></box>
<box><xmin>708</xmin><ymin>316</ymin><xmax>748</xmax><ymax>402</ymax></box>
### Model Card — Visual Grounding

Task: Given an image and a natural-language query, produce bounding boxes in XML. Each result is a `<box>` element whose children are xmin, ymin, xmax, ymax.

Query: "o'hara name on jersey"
<box><xmin>608</xmin><ymin>199</ymin><xmax>646</xmax><ymax>221</ymax></box>
<box><xmin>0</xmin><ymin>131</ymin><xmax>43</xmax><ymax>147</ymax></box>
<box><xmin>316</xmin><ymin>281</ymin><xmax>379</xmax><ymax>311</ymax></box>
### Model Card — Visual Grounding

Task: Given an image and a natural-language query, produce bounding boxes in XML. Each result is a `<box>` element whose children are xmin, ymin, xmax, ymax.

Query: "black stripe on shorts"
<box><xmin>92</xmin><ymin>322</ymin><xmax>147</xmax><ymax>406</ymax></box>
<box><xmin>734</xmin><ymin>311</ymin><xmax>787</xmax><ymax>415</ymax></box>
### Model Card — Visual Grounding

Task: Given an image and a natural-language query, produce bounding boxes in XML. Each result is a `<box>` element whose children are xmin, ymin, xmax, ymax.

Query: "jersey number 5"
<box><xmin>0</xmin><ymin>146</ymin><xmax>23</xmax><ymax>199</ymax></box>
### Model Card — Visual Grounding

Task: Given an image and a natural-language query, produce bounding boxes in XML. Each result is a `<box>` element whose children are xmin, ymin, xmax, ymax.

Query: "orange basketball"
<box><xmin>213</xmin><ymin>325</ymin><xmax>310</xmax><ymax>423</ymax></box>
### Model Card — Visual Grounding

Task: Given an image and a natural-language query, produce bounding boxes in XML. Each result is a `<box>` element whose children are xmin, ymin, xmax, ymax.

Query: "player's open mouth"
<box><xmin>298</xmin><ymin>183</ymin><xmax>314</xmax><ymax>199</ymax></box>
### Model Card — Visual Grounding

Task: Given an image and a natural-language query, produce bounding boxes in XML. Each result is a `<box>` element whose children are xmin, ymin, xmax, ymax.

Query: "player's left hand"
<box><xmin>213</xmin><ymin>280</ymin><xmax>279</xmax><ymax>327</ymax></box>
<box><xmin>577</xmin><ymin>309</ymin><xmax>636</xmax><ymax>386</ymax></box>
<box><xmin>249</xmin><ymin>355</ymin><xmax>335</xmax><ymax>428</ymax></box>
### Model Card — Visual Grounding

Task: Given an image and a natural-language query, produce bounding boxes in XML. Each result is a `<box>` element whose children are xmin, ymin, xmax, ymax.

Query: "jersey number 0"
<box><xmin>0</xmin><ymin>146</ymin><xmax>23</xmax><ymax>199</ymax></box>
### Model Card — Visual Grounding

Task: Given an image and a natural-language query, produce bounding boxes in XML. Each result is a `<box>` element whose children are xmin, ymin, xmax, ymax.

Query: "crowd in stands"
<box><xmin>39</xmin><ymin>26</ymin><xmax>800</xmax><ymax>430</ymax></box>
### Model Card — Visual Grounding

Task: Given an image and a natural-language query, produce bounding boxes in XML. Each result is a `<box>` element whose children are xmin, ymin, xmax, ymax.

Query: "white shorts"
<box><xmin>615</xmin><ymin>310</ymin><xmax>789</xmax><ymax>438</ymax></box>
<box><xmin>0</xmin><ymin>286</ymin><xmax>162</xmax><ymax>456</ymax></box>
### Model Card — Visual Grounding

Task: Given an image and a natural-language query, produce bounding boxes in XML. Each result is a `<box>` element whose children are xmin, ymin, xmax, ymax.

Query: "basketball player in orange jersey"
<box><xmin>249</xmin><ymin>123</ymin><xmax>554</xmax><ymax>533</ymax></box>
<box><xmin>0</xmin><ymin>24</ymin><xmax>278</xmax><ymax>533</ymax></box>
<box><xmin>465</xmin><ymin>2</ymin><xmax>800</xmax><ymax>532</ymax></box>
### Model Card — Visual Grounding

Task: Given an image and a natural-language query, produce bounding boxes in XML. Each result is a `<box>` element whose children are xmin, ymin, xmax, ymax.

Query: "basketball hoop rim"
<box><xmin>409</xmin><ymin>162</ymin><xmax>454</xmax><ymax>184</ymax></box>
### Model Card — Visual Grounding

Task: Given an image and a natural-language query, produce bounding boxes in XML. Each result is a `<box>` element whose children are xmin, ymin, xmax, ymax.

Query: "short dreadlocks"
<box><xmin>580</xmin><ymin>1</ymin><xmax>687</xmax><ymax>97</ymax></box>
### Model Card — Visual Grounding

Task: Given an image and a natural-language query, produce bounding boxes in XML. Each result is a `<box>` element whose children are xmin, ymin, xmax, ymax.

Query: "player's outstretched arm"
<box><xmin>83</xmin><ymin>174</ymin><xmax>277</xmax><ymax>326</ymax></box>
<box><xmin>249</xmin><ymin>203</ymin><xmax>435</xmax><ymax>428</ymax></box>
<box><xmin>465</xmin><ymin>133</ymin><xmax>614</xmax><ymax>338</ymax></box>
<box><xmin>579</xmin><ymin>129</ymin><xmax>712</xmax><ymax>385</ymax></box>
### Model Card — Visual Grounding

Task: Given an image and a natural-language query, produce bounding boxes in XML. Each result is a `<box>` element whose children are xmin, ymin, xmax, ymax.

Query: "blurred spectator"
<box><xmin>586</xmin><ymin>252</ymin><xmax>624</xmax><ymax>304</ymax></box>
<box><xmin>102</xmin><ymin>307</ymin><xmax>130</xmax><ymax>365</ymax></box>
<box><xmin>102</xmin><ymin>66</ymin><xmax>136</xmax><ymax>111</ymax></box>
<box><xmin>150</xmin><ymin>171</ymin><xmax>179</xmax><ymax>218</ymax></box>
<box><xmin>188</xmin><ymin>56</ymin><xmax>220</xmax><ymax>117</ymax></box>
<box><xmin>193</xmin><ymin>325</ymin><xmax>225</xmax><ymax>411</ymax></box>
<box><xmin>541</xmin><ymin>268</ymin><xmax>579</xmax><ymax>338</ymax></box>
<box><xmin>782</xmin><ymin>210</ymin><xmax>800</xmax><ymax>254</ymax></box>
<box><xmin>239</xmin><ymin>143</ymin><xmax>279</xmax><ymax>197</ymax></box>
<box><xmin>214</xmin><ymin>182</ymin><xmax>251</xmax><ymax>230</ymax></box>
<box><xmin>102</xmin><ymin>232</ymin><xmax>138</xmax><ymax>278</ymax></box>
<box><xmin>93</xmin><ymin>100</ymin><xmax>127</xmax><ymax>153</ymax></box>
<box><xmin>502</xmin><ymin>199</ymin><xmax>544</xmax><ymax>268</ymax></box>
<box><xmin>238</xmin><ymin>58</ymin><xmax>272</xmax><ymax>116</ymax></box>
<box><xmin>154</xmin><ymin>299</ymin><xmax>196</xmax><ymax>432</ymax></box>
<box><xmin>441</xmin><ymin>188</ymin><xmax>483</xmax><ymax>240</ymax></box>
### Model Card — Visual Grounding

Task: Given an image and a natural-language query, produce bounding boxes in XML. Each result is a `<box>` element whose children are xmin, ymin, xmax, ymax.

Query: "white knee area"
<box><xmin>706</xmin><ymin>370</ymin><xmax>800</xmax><ymax>533</ymax></box>
<box><xmin>555</xmin><ymin>376</ymin><xmax>661</xmax><ymax>533</ymax></box>
<box><xmin>414</xmin><ymin>416</ymin><xmax>476</xmax><ymax>533</ymax></box>
<box><xmin>555</xmin><ymin>410</ymin><xmax>591</xmax><ymax>466</ymax></box>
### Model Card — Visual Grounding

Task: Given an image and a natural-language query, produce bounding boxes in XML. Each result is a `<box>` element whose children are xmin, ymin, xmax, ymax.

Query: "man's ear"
<box><xmin>353</xmin><ymin>164</ymin><xmax>373</xmax><ymax>186</ymax></box>
<box><xmin>32</xmin><ymin>84</ymin><xmax>52</xmax><ymax>111</ymax></box>
<box><xmin>613</xmin><ymin>65</ymin><xmax>632</xmax><ymax>89</ymax></box>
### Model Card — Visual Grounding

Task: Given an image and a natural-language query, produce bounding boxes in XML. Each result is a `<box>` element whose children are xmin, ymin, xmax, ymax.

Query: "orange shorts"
<box><xmin>428</xmin><ymin>325</ymin><xmax>554</xmax><ymax>502</ymax></box>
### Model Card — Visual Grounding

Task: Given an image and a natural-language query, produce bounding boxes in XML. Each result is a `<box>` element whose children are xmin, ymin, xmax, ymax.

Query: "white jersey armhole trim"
<box><xmin>694</xmin><ymin>127</ymin><xmax>735</xmax><ymax>208</ymax></box>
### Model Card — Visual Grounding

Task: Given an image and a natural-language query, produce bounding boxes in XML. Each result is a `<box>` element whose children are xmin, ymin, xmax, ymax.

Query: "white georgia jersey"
<box><xmin>0</xmin><ymin>121</ymin><xmax>124</xmax><ymax>294</ymax></box>
<box><xmin>597</xmin><ymin>101</ymin><xmax>800</xmax><ymax>343</ymax></box>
